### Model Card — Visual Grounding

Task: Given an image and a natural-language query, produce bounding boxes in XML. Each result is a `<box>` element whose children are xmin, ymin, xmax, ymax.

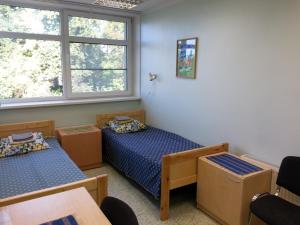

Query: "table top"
<box><xmin>0</xmin><ymin>188</ymin><xmax>111</xmax><ymax>225</ymax></box>
<box><xmin>57</xmin><ymin>125</ymin><xmax>100</xmax><ymax>136</ymax></box>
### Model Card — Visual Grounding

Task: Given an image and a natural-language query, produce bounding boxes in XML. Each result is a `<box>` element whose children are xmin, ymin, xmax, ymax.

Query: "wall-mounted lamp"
<box><xmin>149</xmin><ymin>73</ymin><xmax>158</xmax><ymax>81</ymax></box>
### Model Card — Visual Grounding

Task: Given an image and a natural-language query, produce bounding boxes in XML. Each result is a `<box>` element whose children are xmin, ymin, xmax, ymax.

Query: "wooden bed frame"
<box><xmin>0</xmin><ymin>120</ymin><xmax>108</xmax><ymax>207</ymax></box>
<box><xmin>96</xmin><ymin>109</ymin><xmax>229</xmax><ymax>220</ymax></box>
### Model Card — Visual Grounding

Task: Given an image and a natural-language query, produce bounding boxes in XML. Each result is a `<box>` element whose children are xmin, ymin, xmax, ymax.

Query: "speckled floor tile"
<box><xmin>84</xmin><ymin>164</ymin><xmax>219</xmax><ymax>225</ymax></box>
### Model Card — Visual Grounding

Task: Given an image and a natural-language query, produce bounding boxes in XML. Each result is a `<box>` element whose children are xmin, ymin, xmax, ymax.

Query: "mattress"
<box><xmin>102</xmin><ymin>126</ymin><xmax>202</xmax><ymax>198</ymax></box>
<box><xmin>0</xmin><ymin>138</ymin><xmax>86</xmax><ymax>199</ymax></box>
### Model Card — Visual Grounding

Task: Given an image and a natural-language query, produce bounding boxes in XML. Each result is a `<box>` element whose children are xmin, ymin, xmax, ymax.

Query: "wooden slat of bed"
<box><xmin>0</xmin><ymin>120</ymin><xmax>54</xmax><ymax>138</ymax></box>
<box><xmin>0</xmin><ymin>175</ymin><xmax>108</xmax><ymax>207</ymax></box>
<box><xmin>96</xmin><ymin>109</ymin><xmax>145</xmax><ymax>128</ymax></box>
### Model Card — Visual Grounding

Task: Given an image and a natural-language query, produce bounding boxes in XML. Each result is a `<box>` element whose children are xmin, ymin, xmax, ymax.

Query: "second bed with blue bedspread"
<box><xmin>0</xmin><ymin>138</ymin><xmax>86</xmax><ymax>199</ymax></box>
<box><xmin>102</xmin><ymin>126</ymin><xmax>202</xmax><ymax>199</ymax></box>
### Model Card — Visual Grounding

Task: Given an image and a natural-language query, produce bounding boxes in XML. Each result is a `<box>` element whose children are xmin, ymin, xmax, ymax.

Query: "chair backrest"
<box><xmin>100</xmin><ymin>196</ymin><xmax>139</xmax><ymax>225</ymax></box>
<box><xmin>276</xmin><ymin>156</ymin><xmax>300</xmax><ymax>196</ymax></box>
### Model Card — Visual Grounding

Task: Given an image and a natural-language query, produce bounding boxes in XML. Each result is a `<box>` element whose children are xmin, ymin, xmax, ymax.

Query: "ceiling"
<box><xmin>61</xmin><ymin>0</ymin><xmax>182</xmax><ymax>12</ymax></box>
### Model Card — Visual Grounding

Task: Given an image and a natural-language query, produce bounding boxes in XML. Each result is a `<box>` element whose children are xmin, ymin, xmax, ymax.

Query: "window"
<box><xmin>0</xmin><ymin>5</ymin><xmax>62</xmax><ymax>100</ymax></box>
<box><xmin>69</xmin><ymin>16</ymin><xmax>126</xmax><ymax>40</ymax></box>
<box><xmin>70</xmin><ymin>43</ymin><xmax>127</xmax><ymax>93</ymax></box>
<box><xmin>67</xmin><ymin>14</ymin><xmax>128</xmax><ymax>96</ymax></box>
<box><xmin>0</xmin><ymin>4</ymin><xmax>131</xmax><ymax>103</ymax></box>
<box><xmin>0</xmin><ymin>38</ymin><xmax>62</xmax><ymax>99</ymax></box>
<box><xmin>0</xmin><ymin>5</ymin><xmax>60</xmax><ymax>34</ymax></box>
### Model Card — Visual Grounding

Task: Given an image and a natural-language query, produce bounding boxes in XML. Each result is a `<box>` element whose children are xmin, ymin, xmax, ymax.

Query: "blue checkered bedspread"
<box><xmin>102</xmin><ymin>127</ymin><xmax>202</xmax><ymax>199</ymax></box>
<box><xmin>0</xmin><ymin>138</ymin><xmax>86</xmax><ymax>199</ymax></box>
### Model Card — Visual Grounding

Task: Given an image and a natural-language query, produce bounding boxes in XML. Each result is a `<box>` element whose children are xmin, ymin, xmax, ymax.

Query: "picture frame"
<box><xmin>176</xmin><ymin>37</ymin><xmax>198</xmax><ymax>79</ymax></box>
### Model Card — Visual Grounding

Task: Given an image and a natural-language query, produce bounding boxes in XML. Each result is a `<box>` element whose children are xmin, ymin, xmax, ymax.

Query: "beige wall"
<box><xmin>141</xmin><ymin>0</ymin><xmax>300</xmax><ymax>166</ymax></box>
<box><xmin>0</xmin><ymin>100</ymin><xmax>141</xmax><ymax>127</ymax></box>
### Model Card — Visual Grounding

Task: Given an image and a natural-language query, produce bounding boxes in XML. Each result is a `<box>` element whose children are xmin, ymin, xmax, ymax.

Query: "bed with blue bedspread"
<box><xmin>0</xmin><ymin>138</ymin><xmax>86</xmax><ymax>199</ymax></box>
<box><xmin>102</xmin><ymin>126</ymin><xmax>202</xmax><ymax>199</ymax></box>
<box><xmin>97</xmin><ymin>109</ymin><xmax>228</xmax><ymax>220</ymax></box>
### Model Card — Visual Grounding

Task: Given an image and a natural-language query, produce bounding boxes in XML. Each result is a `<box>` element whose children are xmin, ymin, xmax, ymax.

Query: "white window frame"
<box><xmin>63</xmin><ymin>10</ymin><xmax>132</xmax><ymax>99</ymax></box>
<box><xmin>0</xmin><ymin>2</ymin><xmax>134</xmax><ymax>104</ymax></box>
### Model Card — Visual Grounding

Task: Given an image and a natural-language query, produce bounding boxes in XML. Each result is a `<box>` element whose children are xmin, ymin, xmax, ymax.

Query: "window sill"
<box><xmin>0</xmin><ymin>96</ymin><xmax>141</xmax><ymax>110</ymax></box>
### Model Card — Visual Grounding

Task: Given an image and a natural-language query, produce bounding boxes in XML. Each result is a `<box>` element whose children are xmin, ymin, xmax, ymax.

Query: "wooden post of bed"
<box><xmin>97</xmin><ymin>174</ymin><xmax>108</xmax><ymax>204</ymax></box>
<box><xmin>160</xmin><ymin>143</ymin><xmax>229</xmax><ymax>220</ymax></box>
<box><xmin>161</xmin><ymin>156</ymin><xmax>171</xmax><ymax>221</ymax></box>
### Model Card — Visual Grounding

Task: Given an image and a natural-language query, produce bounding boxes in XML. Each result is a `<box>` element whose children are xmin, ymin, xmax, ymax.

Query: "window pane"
<box><xmin>69</xmin><ymin>16</ymin><xmax>126</xmax><ymax>40</ymax></box>
<box><xmin>0</xmin><ymin>5</ymin><xmax>60</xmax><ymax>35</ymax></box>
<box><xmin>70</xmin><ymin>43</ymin><xmax>126</xmax><ymax>70</ymax></box>
<box><xmin>0</xmin><ymin>38</ymin><xmax>63</xmax><ymax>99</ymax></box>
<box><xmin>71</xmin><ymin>70</ymin><xmax>126</xmax><ymax>93</ymax></box>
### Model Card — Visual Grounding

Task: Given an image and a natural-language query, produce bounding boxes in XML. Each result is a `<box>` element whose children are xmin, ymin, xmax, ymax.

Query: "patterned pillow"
<box><xmin>107</xmin><ymin>119</ymin><xmax>146</xmax><ymax>134</ymax></box>
<box><xmin>0</xmin><ymin>132</ymin><xmax>49</xmax><ymax>158</ymax></box>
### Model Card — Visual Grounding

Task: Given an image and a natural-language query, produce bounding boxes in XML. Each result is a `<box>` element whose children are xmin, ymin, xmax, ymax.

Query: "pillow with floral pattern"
<box><xmin>0</xmin><ymin>132</ymin><xmax>49</xmax><ymax>158</ymax></box>
<box><xmin>107</xmin><ymin>119</ymin><xmax>146</xmax><ymax>134</ymax></box>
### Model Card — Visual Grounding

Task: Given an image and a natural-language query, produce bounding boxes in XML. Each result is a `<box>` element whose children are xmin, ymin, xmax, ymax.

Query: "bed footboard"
<box><xmin>0</xmin><ymin>175</ymin><xmax>108</xmax><ymax>207</ymax></box>
<box><xmin>160</xmin><ymin>143</ymin><xmax>228</xmax><ymax>220</ymax></box>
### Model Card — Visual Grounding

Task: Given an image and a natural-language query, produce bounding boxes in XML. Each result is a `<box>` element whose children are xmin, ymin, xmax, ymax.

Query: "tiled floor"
<box><xmin>84</xmin><ymin>164</ymin><xmax>219</xmax><ymax>225</ymax></box>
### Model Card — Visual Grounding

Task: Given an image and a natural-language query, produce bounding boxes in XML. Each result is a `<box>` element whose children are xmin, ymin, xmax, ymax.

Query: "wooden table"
<box><xmin>0</xmin><ymin>188</ymin><xmax>111</xmax><ymax>225</ymax></box>
<box><xmin>56</xmin><ymin>125</ymin><xmax>102</xmax><ymax>170</ymax></box>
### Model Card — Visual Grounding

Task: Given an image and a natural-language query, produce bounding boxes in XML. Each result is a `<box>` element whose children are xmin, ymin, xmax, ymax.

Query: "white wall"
<box><xmin>0</xmin><ymin>101</ymin><xmax>141</xmax><ymax>127</ymax></box>
<box><xmin>141</xmin><ymin>0</ymin><xmax>300</xmax><ymax>166</ymax></box>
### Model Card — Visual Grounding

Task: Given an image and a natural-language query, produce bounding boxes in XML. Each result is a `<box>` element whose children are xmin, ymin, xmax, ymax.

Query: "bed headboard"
<box><xmin>96</xmin><ymin>109</ymin><xmax>145</xmax><ymax>129</ymax></box>
<box><xmin>0</xmin><ymin>120</ymin><xmax>55</xmax><ymax>138</ymax></box>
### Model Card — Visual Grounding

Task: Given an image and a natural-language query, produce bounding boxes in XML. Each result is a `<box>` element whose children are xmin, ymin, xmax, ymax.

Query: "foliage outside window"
<box><xmin>0</xmin><ymin>4</ymin><xmax>130</xmax><ymax>102</ymax></box>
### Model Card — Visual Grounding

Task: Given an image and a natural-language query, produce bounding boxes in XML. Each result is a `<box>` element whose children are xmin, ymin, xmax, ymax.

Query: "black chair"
<box><xmin>249</xmin><ymin>156</ymin><xmax>300</xmax><ymax>225</ymax></box>
<box><xmin>100</xmin><ymin>196</ymin><xmax>139</xmax><ymax>225</ymax></box>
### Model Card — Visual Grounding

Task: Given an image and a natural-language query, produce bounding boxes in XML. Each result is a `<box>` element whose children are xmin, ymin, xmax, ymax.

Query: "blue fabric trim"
<box><xmin>40</xmin><ymin>215</ymin><xmax>78</xmax><ymax>225</ymax></box>
<box><xmin>207</xmin><ymin>154</ymin><xmax>262</xmax><ymax>175</ymax></box>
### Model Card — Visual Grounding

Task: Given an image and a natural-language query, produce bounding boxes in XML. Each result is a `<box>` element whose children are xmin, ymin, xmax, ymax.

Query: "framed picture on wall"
<box><xmin>176</xmin><ymin>37</ymin><xmax>198</xmax><ymax>79</ymax></box>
